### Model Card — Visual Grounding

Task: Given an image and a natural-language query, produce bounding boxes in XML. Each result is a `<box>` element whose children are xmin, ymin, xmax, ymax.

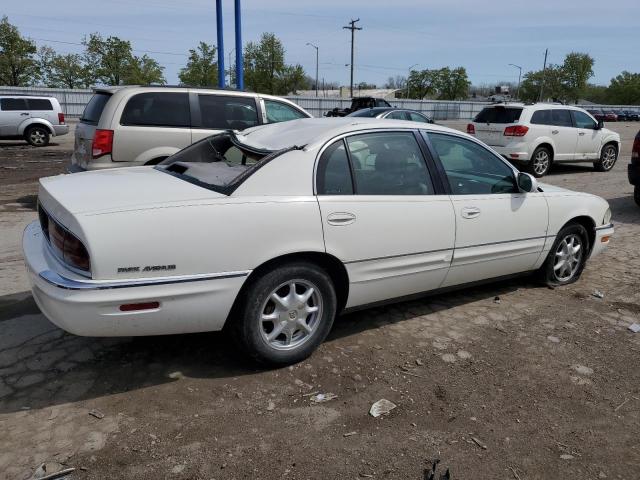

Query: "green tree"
<box><xmin>276</xmin><ymin>64</ymin><xmax>310</xmax><ymax>94</ymax></box>
<box><xmin>244</xmin><ymin>33</ymin><xmax>286</xmax><ymax>94</ymax></box>
<box><xmin>607</xmin><ymin>71</ymin><xmax>640</xmax><ymax>105</ymax></box>
<box><xmin>83</xmin><ymin>33</ymin><xmax>133</xmax><ymax>86</ymax></box>
<box><xmin>519</xmin><ymin>65</ymin><xmax>567</xmax><ymax>102</ymax></box>
<box><xmin>178</xmin><ymin>42</ymin><xmax>217</xmax><ymax>86</ymax></box>
<box><xmin>0</xmin><ymin>16</ymin><xmax>39</xmax><ymax>86</ymax></box>
<box><xmin>124</xmin><ymin>54</ymin><xmax>165</xmax><ymax>85</ymax></box>
<box><xmin>407</xmin><ymin>69</ymin><xmax>439</xmax><ymax>99</ymax></box>
<box><xmin>436</xmin><ymin>67</ymin><xmax>470</xmax><ymax>100</ymax></box>
<box><xmin>40</xmin><ymin>46</ymin><xmax>89</xmax><ymax>88</ymax></box>
<box><xmin>562</xmin><ymin>52</ymin><xmax>594</xmax><ymax>103</ymax></box>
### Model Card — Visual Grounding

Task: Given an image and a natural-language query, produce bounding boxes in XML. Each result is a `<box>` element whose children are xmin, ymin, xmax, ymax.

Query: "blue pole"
<box><xmin>216</xmin><ymin>0</ymin><xmax>225</xmax><ymax>88</ymax></box>
<box><xmin>234</xmin><ymin>0</ymin><xmax>244</xmax><ymax>90</ymax></box>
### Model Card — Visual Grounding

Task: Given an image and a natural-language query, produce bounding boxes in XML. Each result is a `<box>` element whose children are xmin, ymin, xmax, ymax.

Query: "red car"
<box><xmin>603</xmin><ymin>110</ymin><xmax>618</xmax><ymax>122</ymax></box>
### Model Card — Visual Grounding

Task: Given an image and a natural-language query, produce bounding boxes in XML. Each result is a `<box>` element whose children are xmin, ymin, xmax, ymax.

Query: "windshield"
<box><xmin>157</xmin><ymin>132</ymin><xmax>281</xmax><ymax>194</ymax></box>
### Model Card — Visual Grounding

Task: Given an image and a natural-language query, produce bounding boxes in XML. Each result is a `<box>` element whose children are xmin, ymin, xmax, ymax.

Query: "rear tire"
<box><xmin>229</xmin><ymin>262</ymin><xmax>337</xmax><ymax>366</ymax></box>
<box><xmin>526</xmin><ymin>146</ymin><xmax>552</xmax><ymax>178</ymax></box>
<box><xmin>538</xmin><ymin>223</ymin><xmax>589</xmax><ymax>287</ymax></box>
<box><xmin>593</xmin><ymin>144</ymin><xmax>618</xmax><ymax>172</ymax></box>
<box><xmin>25</xmin><ymin>126</ymin><xmax>50</xmax><ymax>147</ymax></box>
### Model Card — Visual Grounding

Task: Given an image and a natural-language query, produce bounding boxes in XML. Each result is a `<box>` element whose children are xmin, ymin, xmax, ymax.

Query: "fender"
<box><xmin>599</xmin><ymin>132</ymin><xmax>621</xmax><ymax>150</ymax></box>
<box><xmin>18</xmin><ymin>118</ymin><xmax>55</xmax><ymax>136</ymax></box>
<box><xmin>529</xmin><ymin>136</ymin><xmax>555</xmax><ymax>158</ymax></box>
<box><xmin>131</xmin><ymin>146</ymin><xmax>182</xmax><ymax>166</ymax></box>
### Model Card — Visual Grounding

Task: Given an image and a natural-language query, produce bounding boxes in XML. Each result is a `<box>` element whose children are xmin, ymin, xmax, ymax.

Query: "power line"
<box><xmin>31</xmin><ymin>37</ymin><xmax>188</xmax><ymax>57</ymax></box>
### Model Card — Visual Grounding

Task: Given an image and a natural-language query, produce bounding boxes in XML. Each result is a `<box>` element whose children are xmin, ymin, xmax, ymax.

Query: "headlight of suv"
<box><xmin>603</xmin><ymin>207</ymin><xmax>612</xmax><ymax>225</ymax></box>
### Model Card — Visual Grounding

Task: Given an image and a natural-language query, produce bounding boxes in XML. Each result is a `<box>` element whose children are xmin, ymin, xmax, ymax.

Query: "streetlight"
<box><xmin>407</xmin><ymin>63</ymin><xmax>419</xmax><ymax>99</ymax></box>
<box><xmin>228</xmin><ymin>48</ymin><xmax>235</xmax><ymax>87</ymax></box>
<box><xmin>306</xmin><ymin>42</ymin><xmax>319</xmax><ymax>97</ymax></box>
<box><xmin>509</xmin><ymin>63</ymin><xmax>522</xmax><ymax>100</ymax></box>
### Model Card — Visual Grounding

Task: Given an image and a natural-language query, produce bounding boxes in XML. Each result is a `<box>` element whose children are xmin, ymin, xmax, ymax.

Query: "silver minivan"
<box><xmin>0</xmin><ymin>95</ymin><xmax>68</xmax><ymax>146</ymax></box>
<box><xmin>69</xmin><ymin>86</ymin><xmax>312</xmax><ymax>172</ymax></box>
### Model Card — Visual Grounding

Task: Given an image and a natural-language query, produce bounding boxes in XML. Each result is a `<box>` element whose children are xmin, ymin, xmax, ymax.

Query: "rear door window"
<box><xmin>530</xmin><ymin>110</ymin><xmax>552</xmax><ymax>125</ymax></box>
<box><xmin>121</xmin><ymin>92</ymin><xmax>190</xmax><ymax>127</ymax></box>
<box><xmin>551</xmin><ymin>109</ymin><xmax>573</xmax><ymax>127</ymax></box>
<box><xmin>317</xmin><ymin>140</ymin><xmax>354</xmax><ymax>195</ymax></box>
<box><xmin>386</xmin><ymin>110</ymin><xmax>408</xmax><ymax>120</ymax></box>
<box><xmin>0</xmin><ymin>98</ymin><xmax>28</xmax><ymax>111</ymax></box>
<box><xmin>474</xmin><ymin>107</ymin><xmax>522</xmax><ymax>124</ymax></box>
<box><xmin>27</xmin><ymin>99</ymin><xmax>53</xmax><ymax>110</ymax></box>
<box><xmin>80</xmin><ymin>93</ymin><xmax>111</xmax><ymax>125</ymax></box>
<box><xmin>264</xmin><ymin>99</ymin><xmax>307</xmax><ymax>123</ymax></box>
<box><xmin>198</xmin><ymin>95</ymin><xmax>258</xmax><ymax>130</ymax></box>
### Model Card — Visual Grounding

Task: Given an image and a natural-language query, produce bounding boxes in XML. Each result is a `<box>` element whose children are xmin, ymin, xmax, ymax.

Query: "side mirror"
<box><xmin>517</xmin><ymin>172</ymin><xmax>538</xmax><ymax>193</ymax></box>
<box><xmin>596</xmin><ymin>119</ymin><xmax>604</xmax><ymax>130</ymax></box>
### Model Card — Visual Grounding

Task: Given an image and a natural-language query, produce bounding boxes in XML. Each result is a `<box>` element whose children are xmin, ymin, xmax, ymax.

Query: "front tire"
<box><xmin>634</xmin><ymin>186</ymin><xmax>640</xmax><ymax>207</ymax></box>
<box><xmin>230</xmin><ymin>262</ymin><xmax>337</xmax><ymax>365</ymax></box>
<box><xmin>25</xmin><ymin>126</ymin><xmax>50</xmax><ymax>147</ymax></box>
<box><xmin>594</xmin><ymin>144</ymin><xmax>618</xmax><ymax>172</ymax></box>
<box><xmin>527</xmin><ymin>146</ymin><xmax>552</xmax><ymax>178</ymax></box>
<box><xmin>539</xmin><ymin>223</ymin><xmax>589</xmax><ymax>287</ymax></box>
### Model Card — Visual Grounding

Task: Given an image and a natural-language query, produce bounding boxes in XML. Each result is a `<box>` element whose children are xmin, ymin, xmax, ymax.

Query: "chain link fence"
<box><xmin>1</xmin><ymin>86</ymin><xmax>637</xmax><ymax>121</ymax></box>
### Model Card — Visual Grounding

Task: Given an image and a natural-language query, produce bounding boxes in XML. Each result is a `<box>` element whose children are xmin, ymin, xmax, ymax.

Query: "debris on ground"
<box><xmin>310</xmin><ymin>392</ymin><xmax>338</xmax><ymax>403</ymax></box>
<box><xmin>31</xmin><ymin>462</ymin><xmax>75</xmax><ymax>480</ymax></box>
<box><xmin>494</xmin><ymin>296</ymin><xmax>501</xmax><ymax>304</ymax></box>
<box><xmin>266</xmin><ymin>401</ymin><xmax>276</xmax><ymax>411</ymax></box>
<box><xmin>470</xmin><ymin>436</ymin><xmax>487</xmax><ymax>450</ymax></box>
<box><xmin>424</xmin><ymin>459</ymin><xmax>450</xmax><ymax>480</ymax></box>
<box><xmin>369</xmin><ymin>399</ymin><xmax>397</xmax><ymax>418</ymax></box>
<box><xmin>628</xmin><ymin>323</ymin><xmax>640</xmax><ymax>333</ymax></box>
<box><xmin>592</xmin><ymin>290</ymin><xmax>604</xmax><ymax>299</ymax></box>
<box><xmin>343</xmin><ymin>431</ymin><xmax>357</xmax><ymax>437</ymax></box>
<box><xmin>88</xmin><ymin>409</ymin><xmax>105</xmax><ymax>420</ymax></box>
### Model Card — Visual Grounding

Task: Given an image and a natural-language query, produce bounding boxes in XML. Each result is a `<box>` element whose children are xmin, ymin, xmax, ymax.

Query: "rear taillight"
<box><xmin>92</xmin><ymin>129</ymin><xmax>114</xmax><ymax>158</ymax></box>
<box><xmin>504</xmin><ymin>125</ymin><xmax>529</xmax><ymax>137</ymax></box>
<box><xmin>58</xmin><ymin>112</ymin><xmax>65</xmax><ymax>124</ymax></box>
<box><xmin>467</xmin><ymin>123</ymin><xmax>475</xmax><ymax>134</ymax></box>
<box><xmin>632</xmin><ymin>135</ymin><xmax>640</xmax><ymax>159</ymax></box>
<box><xmin>39</xmin><ymin>205</ymin><xmax>90</xmax><ymax>272</ymax></box>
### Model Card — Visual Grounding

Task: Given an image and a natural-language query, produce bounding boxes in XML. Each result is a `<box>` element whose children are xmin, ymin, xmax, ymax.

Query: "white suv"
<box><xmin>468</xmin><ymin>103</ymin><xmax>621</xmax><ymax>177</ymax></box>
<box><xmin>0</xmin><ymin>95</ymin><xmax>68</xmax><ymax>146</ymax></box>
<box><xmin>70</xmin><ymin>86</ymin><xmax>311</xmax><ymax>172</ymax></box>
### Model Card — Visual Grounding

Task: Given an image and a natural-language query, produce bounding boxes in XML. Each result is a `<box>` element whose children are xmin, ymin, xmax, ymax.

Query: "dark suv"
<box><xmin>325</xmin><ymin>97</ymin><xmax>392</xmax><ymax>117</ymax></box>
<box><xmin>630</xmin><ymin>130</ymin><xmax>640</xmax><ymax>206</ymax></box>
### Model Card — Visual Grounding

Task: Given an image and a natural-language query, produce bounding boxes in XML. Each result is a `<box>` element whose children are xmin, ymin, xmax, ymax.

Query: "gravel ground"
<box><xmin>0</xmin><ymin>121</ymin><xmax>639</xmax><ymax>480</ymax></box>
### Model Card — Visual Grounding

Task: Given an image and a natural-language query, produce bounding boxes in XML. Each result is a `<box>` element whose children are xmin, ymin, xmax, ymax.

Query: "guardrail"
<box><xmin>1</xmin><ymin>86</ymin><xmax>638</xmax><ymax>121</ymax></box>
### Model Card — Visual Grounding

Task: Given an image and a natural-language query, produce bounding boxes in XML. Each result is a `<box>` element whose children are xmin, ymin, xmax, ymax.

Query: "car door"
<box><xmin>572</xmin><ymin>110</ymin><xmax>602</xmax><ymax>159</ymax></box>
<box><xmin>316</xmin><ymin>130</ymin><xmax>456</xmax><ymax>308</ymax></box>
<box><xmin>425</xmin><ymin>132</ymin><xmax>549</xmax><ymax>287</ymax></box>
<box><xmin>26</xmin><ymin>98</ymin><xmax>55</xmax><ymax>125</ymax></box>
<box><xmin>0</xmin><ymin>98</ymin><xmax>29</xmax><ymax>136</ymax></box>
<box><xmin>530</xmin><ymin>109</ymin><xmax>576</xmax><ymax>161</ymax></box>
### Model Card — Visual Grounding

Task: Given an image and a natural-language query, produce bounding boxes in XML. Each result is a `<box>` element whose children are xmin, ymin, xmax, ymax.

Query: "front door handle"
<box><xmin>327</xmin><ymin>212</ymin><xmax>356</xmax><ymax>226</ymax></box>
<box><xmin>578</xmin><ymin>131</ymin><xmax>586</xmax><ymax>136</ymax></box>
<box><xmin>461</xmin><ymin>207</ymin><xmax>481</xmax><ymax>219</ymax></box>
<box><xmin>551</xmin><ymin>129</ymin><xmax>559</xmax><ymax>134</ymax></box>
<box><xmin>20</xmin><ymin>112</ymin><xmax>29</xmax><ymax>116</ymax></box>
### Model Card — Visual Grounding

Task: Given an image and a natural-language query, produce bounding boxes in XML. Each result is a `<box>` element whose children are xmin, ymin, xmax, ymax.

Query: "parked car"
<box><xmin>603</xmin><ymin>110</ymin><xmax>618</xmax><ymax>122</ymax></box>
<box><xmin>325</xmin><ymin>97</ymin><xmax>391</xmax><ymax>117</ymax></box>
<box><xmin>24</xmin><ymin>118</ymin><xmax>614</xmax><ymax>365</ymax></box>
<box><xmin>69</xmin><ymin>86</ymin><xmax>311</xmax><ymax>172</ymax></box>
<box><xmin>468</xmin><ymin>103</ymin><xmax>621</xmax><ymax>177</ymax></box>
<box><xmin>0</xmin><ymin>95</ymin><xmax>68</xmax><ymax>146</ymax></box>
<box><xmin>586</xmin><ymin>109</ymin><xmax>605</xmax><ymax>122</ymax></box>
<box><xmin>624</xmin><ymin>110</ymin><xmax>639</xmax><ymax>121</ymax></box>
<box><xmin>614</xmin><ymin>110</ymin><xmax>628</xmax><ymax>121</ymax></box>
<box><xmin>629</xmin><ymin>129</ymin><xmax>640</xmax><ymax>206</ymax></box>
<box><xmin>347</xmin><ymin>107</ymin><xmax>433</xmax><ymax>123</ymax></box>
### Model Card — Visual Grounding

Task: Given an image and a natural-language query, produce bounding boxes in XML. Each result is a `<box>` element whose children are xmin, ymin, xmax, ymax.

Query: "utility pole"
<box><xmin>539</xmin><ymin>48</ymin><xmax>548</xmax><ymax>102</ymax></box>
<box><xmin>343</xmin><ymin>18</ymin><xmax>362</xmax><ymax>97</ymax></box>
<box><xmin>306</xmin><ymin>42</ymin><xmax>319</xmax><ymax>97</ymax></box>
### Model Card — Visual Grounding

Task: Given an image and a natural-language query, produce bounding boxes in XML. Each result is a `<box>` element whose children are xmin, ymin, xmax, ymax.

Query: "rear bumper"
<box><xmin>22</xmin><ymin>221</ymin><xmax>249</xmax><ymax>336</ymax></box>
<box><xmin>53</xmin><ymin>125</ymin><xmax>69</xmax><ymax>136</ymax></box>
<box><xmin>591</xmin><ymin>223</ymin><xmax>614</xmax><ymax>258</ymax></box>
<box><xmin>490</xmin><ymin>144</ymin><xmax>531</xmax><ymax>161</ymax></box>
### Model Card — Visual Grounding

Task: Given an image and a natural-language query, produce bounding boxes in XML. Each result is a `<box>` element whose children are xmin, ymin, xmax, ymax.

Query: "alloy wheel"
<box><xmin>29</xmin><ymin>129</ymin><xmax>46</xmax><ymax>145</ymax></box>
<box><xmin>259</xmin><ymin>279</ymin><xmax>323</xmax><ymax>351</ymax></box>
<box><xmin>553</xmin><ymin>234</ymin><xmax>583</xmax><ymax>282</ymax></box>
<box><xmin>532</xmin><ymin>150</ymin><xmax>550</xmax><ymax>176</ymax></box>
<box><xmin>601</xmin><ymin>146</ymin><xmax>617</xmax><ymax>170</ymax></box>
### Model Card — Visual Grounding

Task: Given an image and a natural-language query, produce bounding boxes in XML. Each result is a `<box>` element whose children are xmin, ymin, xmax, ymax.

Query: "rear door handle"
<box><xmin>20</xmin><ymin>112</ymin><xmax>29</xmax><ymax>116</ymax></box>
<box><xmin>578</xmin><ymin>131</ymin><xmax>586</xmax><ymax>136</ymax></box>
<box><xmin>551</xmin><ymin>129</ymin><xmax>559</xmax><ymax>134</ymax></box>
<box><xmin>461</xmin><ymin>207</ymin><xmax>481</xmax><ymax>219</ymax></box>
<box><xmin>327</xmin><ymin>212</ymin><xmax>356</xmax><ymax>226</ymax></box>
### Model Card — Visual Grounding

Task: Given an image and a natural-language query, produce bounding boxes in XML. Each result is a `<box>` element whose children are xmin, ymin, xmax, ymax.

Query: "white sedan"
<box><xmin>23</xmin><ymin>118</ymin><xmax>614</xmax><ymax>365</ymax></box>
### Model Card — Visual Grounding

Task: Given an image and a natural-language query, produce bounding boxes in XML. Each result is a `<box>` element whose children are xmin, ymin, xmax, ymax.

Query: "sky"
<box><xmin>5</xmin><ymin>0</ymin><xmax>640</xmax><ymax>88</ymax></box>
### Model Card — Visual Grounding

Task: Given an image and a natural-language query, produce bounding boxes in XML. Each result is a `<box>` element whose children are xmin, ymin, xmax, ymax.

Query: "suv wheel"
<box><xmin>25</xmin><ymin>126</ymin><xmax>50</xmax><ymax>147</ymax></box>
<box><xmin>527</xmin><ymin>146</ymin><xmax>552</xmax><ymax>177</ymax></box>
<box><xmin>594</xmin><ymin>144</ymin><xmax>618</xmax><ymax>172</ymax></box>
<box><xmin>230</xmin><ymin>262</ymin><xmax>337</xmax><ymax>365</ymax></box>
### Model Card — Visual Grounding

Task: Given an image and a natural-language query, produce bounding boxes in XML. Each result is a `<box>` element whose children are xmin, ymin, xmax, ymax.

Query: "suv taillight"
<box><xmin>58</xmin><ymin>112</ymin><xmax>65</xmax><ymax>124</ymax></box>
<box><xmin>467</xmin><ymin>123</ymin><xmax>475</xmax><ymax>134</ymax></box>
<box><xmin>504</xmin><ymin>125</ymin><xmax>529</xmax><ymax>137</ymax></box>
<box><xmin>632</xmin><ymin>134</ymin><xmax>640</xmax><ymax>160</ymax></box>
<box><xmin>92</xmin><ymin>129</ymin><xmax>114</xmax><ymax>158</ymax></box>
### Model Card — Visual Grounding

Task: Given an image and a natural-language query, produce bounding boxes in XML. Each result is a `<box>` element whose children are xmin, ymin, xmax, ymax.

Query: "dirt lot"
<box><xmin>1</xmin><ymin>122</ymin><xmax>639</xmax><ymax>480</ymax></box>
